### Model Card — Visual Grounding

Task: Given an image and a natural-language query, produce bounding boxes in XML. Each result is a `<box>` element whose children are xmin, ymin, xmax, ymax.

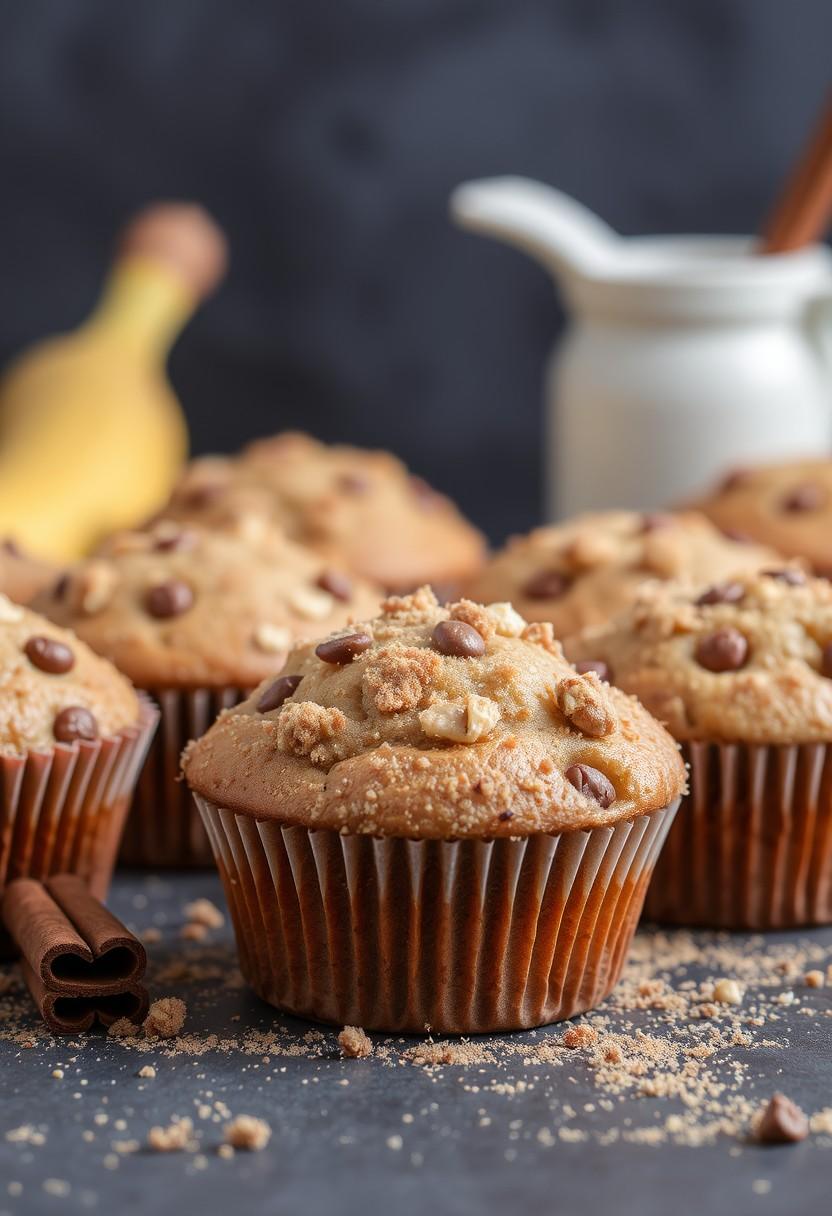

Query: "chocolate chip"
<box><xmin>641</xmin><ymin>513</ymin><xmax>674</xmax><ymax>532</ymax></box>
<box><xmin>183</xmin><ymin>483</ymin><xmax>224</xmax><ymax>508</ymax></box>
<box><xmin>565</xmin><ymin>764</ymin><xmax>615</xmax><ymax>808</ymax></box>
<box><xmin>338</xmin><ymin>472</ymin><xmax>369</xmax><ymax>495</ymax></box>
<box><xmin>762</xmin><ymin>568</ymin><xmax>806</xmax><ymax>586</ymax></box>
<box><xmin>498</xmin><ymin>810</ymin><xmax>514</xmax><ymax>822</ymax></box>
<box><xmin>720</xmin><ymin>467</ymin><xmax>749</xmax><ymax>492</ymax></box>
<box><xmin>410</xmin><ymin>476</ymin><xmax>440</xmax><ymax>508</ymax></box>
<box><xmin>574</xmin><ymin>659</ymin><xmax>612</xmax><ymax>683</ymax></box>
<box><xmin>52</xmin><ymin>573</ymin><xmax>70</xmax><ymax>601</ymax></box>
<box><xmin>694</xmin><ymin>627</ymin><xmax>749</xmax><ymax>673</ymax></box>
<box><xmin>257</xmin><ymin>675</ymin><xmax>302</xmax><ymax>713</ymax></box>
<box><xmin>756</xmin><ymin>1093</ymin><xmax>809</xmax><ymax>1144</ymax></box>
<box><xmin>2</xmin><ymin>537</ymin><xmax>21</xmax><ymax>557</ymax></box>
<box><xmin>721</xmin><ymin>527</ymin><xmax>753</xmax><ymax>544</ymax></box>
<box><xmin>154</xmin><ymin>529</ymin><xmax>196</xmax><ymax>553</ymax></box>
<box><xmin>820</xmin><ymin>643</ymin><xmax>832</xmax><ymax>679</ymax></box>
<box><xmin>432</xmin><ymin>619</ymin><xmax>485</xmax><ymax>659</ymax></box>
<box><xmin>316</xmin><ymin>570</ymin><xmax>352</xmax><ymax>601</ymax></box>
<box><xmin>24</xmin><ymin>636</ymin><xmax>75</xmax><ymax>675</ymax></box>
<box><xmin>696</xmin><ymin>582</ymin><xmax>745</xmax><ymax>606</ymax></box>
<box><xmin>315</xmin><ymin>631</ymin><xmax>373</xmax><ymax>665</ymax></box>
<box><xmin>523</xmin><ymin>569</ymin><xmax>571</xmax><ymax>600</ymax></box>
<box><xmin>145</xmin><ymin>580</ymin><xmax>194</xmax><ymax>619</ymax></box>
<box><xmin>781</xmin><ymin>483</ymin><xmax>825</xmax><ymax>512</ymax></box>
<box><xmin>53</xmin><ymin>706</ymin><xmax>98</xmax><ymax>743</ymax></box>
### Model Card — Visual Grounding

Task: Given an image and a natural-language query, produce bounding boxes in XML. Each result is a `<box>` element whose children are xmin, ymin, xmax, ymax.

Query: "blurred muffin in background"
<box><xmin>34</xmin><ymin>519</ymin><xmax>381</xmax><ymax>868</ymax></box>
<box><xmin>568</xmin><ymin>568</ymin><xmax>832</xmax><ymax>929</ymax></box>
<box><xmin>467</xmin><ymin>511</ymin><xmax>779</xmax><ymax>640</ymax></box>
<box><xmin>156</xmin><ymin>431</ymin><xmax>487</xmax><ymax>595</ymax></box>
<box><xmin>0</xmin><ymin>539</ymin><xmax>58</xmax><ymax>605</ymax></box>
<box><xmin>689</xmin><ymin>459</ymin><xmax>832</xmax><ymax>577</ymax></box>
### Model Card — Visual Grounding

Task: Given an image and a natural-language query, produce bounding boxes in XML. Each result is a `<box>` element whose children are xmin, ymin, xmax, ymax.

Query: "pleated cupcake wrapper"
<box><xmin>120</xmin><ymin>685</ymin><xmax>247</xmax><ymax>869</ymax></box>
<box><xmin>0</xmin><ymin>699</ymin><xmax>158</xmax><ymax>956</ymax></box>
<box><xmin>194</xmin><ymin>795</ymin><xmax>678</xmax><ymax>1034</ymax></box>
<box><xmin>644</xmin><ymin>740</ymin><xmax>832</xmax><ymax>929</ymax></box>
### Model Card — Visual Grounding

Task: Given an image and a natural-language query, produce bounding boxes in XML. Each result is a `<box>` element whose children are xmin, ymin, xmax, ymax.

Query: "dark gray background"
<box><xmin>1</xmin><ymin>0</ymin><xmax>830</xmax><ymax>541</ymax></box>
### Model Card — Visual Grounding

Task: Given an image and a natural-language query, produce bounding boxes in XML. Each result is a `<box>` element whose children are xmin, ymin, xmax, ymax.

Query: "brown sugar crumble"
<box><xmin>143</xmin><ymin>997</ymin><xmax>187</xmax><ymax>1039</ymax></box>
<box><xmin>338</xmin><ymin>1026</ymin><xmax>373</xmax><ymax>1059</ymax></box>
<box><xmin>223</xmin><ymin>1115</ymin><xmax>271</xmax><ymax>1151</ymax></box>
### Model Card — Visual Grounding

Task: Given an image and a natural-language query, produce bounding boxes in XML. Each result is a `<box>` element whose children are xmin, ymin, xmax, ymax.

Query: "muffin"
<box><xmin>568</xmin><ymin>568</ymin><xmax>832</xmax><ymax>928</ymax></box>
<box><xmin>157</xmin><ymin>431</ymin><xmax>487</xmax><ymax>595</ymax></box>
<box><xmin>184</xmin><ymin>587</ymin><xmax>685</xmax><ymax>1033</ymax></box>
<box><xmin>34</xmin><ymin>520</ymin><xmax>381</xmax><ymax>868</ymax></box>
<box><xmin>0</xmin><ymin>538</ymin><xmax>58</xmax><ymax>605</ymax></box>
<box><xmin>0</xmin><ymin>595</ymin><xmax>156</xmax><ymax>932</ymax></box>
<box><xmin>467</xmin><ymin>511</ymin><xmax>778</xmax><ymax>641</ymax></box>
<box><xmin>689</xmin><ymin>459</ymin><xmax>832</xmax><ymax>576</ymax></box>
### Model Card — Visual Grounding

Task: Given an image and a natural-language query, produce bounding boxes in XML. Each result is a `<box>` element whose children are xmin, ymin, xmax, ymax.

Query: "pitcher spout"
<box><xmin>450</xmin><ymin>176</ymin><xmax>620</xmax><ymax>281</ymax></box>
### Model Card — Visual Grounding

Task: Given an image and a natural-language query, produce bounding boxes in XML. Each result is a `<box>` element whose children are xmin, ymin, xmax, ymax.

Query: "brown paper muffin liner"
<box><xmin>0</xmin><ymin>698</ymin><xmax>158</xmax><ymax>955</ymax></box>
<box><xmin>194</xmin><ymin>796</ymin><xmax>678</xmax><ymax>1034</ymax></box>
<box><xmin>119</xmin><ymin>686</ymin><xmax>247</xmax><ymax>869</ymax></box>
<box><xmin>644</xmin><ymin>741</ymin><xmax>832</xmax><ymax>929</ymax></box>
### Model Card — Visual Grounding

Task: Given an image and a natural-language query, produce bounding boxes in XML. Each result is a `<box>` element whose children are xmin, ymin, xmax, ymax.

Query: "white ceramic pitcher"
<box><xmin>451</xmin><ymin>177</ymin><xmax>832</xmax><ymax>518</ymax></box>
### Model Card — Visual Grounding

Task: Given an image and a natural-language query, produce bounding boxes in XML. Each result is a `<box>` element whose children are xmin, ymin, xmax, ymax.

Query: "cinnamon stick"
<box><xmin>1</xmin><ymin>875</ymin><xmax>148</xmax><ymax>1033</ymax></box>
<box><xmin>760</xmin><ymin>93</ymin><xmax>832</xmax><ymax>253</ymax></box>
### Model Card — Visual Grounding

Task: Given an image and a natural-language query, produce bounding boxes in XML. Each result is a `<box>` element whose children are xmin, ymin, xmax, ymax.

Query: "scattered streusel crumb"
<box><xmin>147</xmin><ymin>1117</ymin><xmax>195</xmax><ymax>1152</ymax></box>
<box><xmin>338</xmin><ymin>1026</ymin><xmax>373</xmax><ymax>1058</ymax></box>
<box><xmin>223</xmin><ymin>1116</ymin><xmax>271</xmax><ymax>1151</ymax></box>
<box><xmin>143</xmin><ymin>997</ymin><xmax>187</xmax><ymax>1039</ymax></box>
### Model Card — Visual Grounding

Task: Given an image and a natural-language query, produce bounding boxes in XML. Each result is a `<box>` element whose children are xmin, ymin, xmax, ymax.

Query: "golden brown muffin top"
<box><xmin>689</xmin><ymin>459</ymin><xmax>832</xmax><ymax>574</ymax></box>
<box><xmin>183</xmin><ymin>588</ymin><xmax>685</xmax><ymax>838</ymax></box>
<box><xmin>157</xmin><ymin>431</ymin><xmax>487</xmax><ymax>593</ymax></box>
<box><xmin>467</xmin><ymin>510</ymin><xmax>778</xmax><ymax>640</ymax></box>
<box><xmin>33</xmin><ymin>521</ymin><xmax>381</xmax><ymax>690</ymax></box>
<box><xmin>0</xmin><ymin>539</ymin><xmax>58</xmax><ymax>606</ymax></box>
<box><xmin>567</xmin><ymin>567</ymin><xmax>832</xmax><ymax>744</ymax></box>
<box><xmin>0</xmin><ymin>596</ymin><xmax>139</xmax><ymax>755</ymax></box>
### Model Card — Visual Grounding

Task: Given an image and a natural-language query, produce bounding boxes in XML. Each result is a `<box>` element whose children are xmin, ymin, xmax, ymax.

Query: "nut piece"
<box><xmin>712</xmin><ymin>978</ymin><xmax>743</xmax><ymax>1005</ymax></box>
<box><xmin>253</xmin><ymin>623</ymin><xmax>293</xmax><ymax>654</ymax></box>
<box><xmin>0</xmin><ymin>593</ymin><xmax>24</xmax><ymax>623</ymax></box>
<box><xmin>289</xmin><ymin>586</ymin><xmax>335</xmax><ymax>621</ymax></box>
<box><xmin>73</xmin><ymin>561</ymin><xmax>118</xmax><ymax>615</ymax></box>
<box><xmin>565</xmin><ymin>764</ymin><xmax>615</xmax><ymax>808</ymax></box>
<box><xmin>556</xmin><ymin>674</ymin><xmax>617</xmax><ymax>738</ymax></box>
<box><xmin>486</xmin><ymin>602</ymin><xmax>526</xmax><ymax>637</ymax></box>
<box><xmin>419</xmin><ymin>694</ymin><xmax>501</xmax><ymax>744</ymax></box>
<box><xmin>756</xmin><ymin>1093</ymin><xmax>809</xmax><ymax>1144</ymax></box>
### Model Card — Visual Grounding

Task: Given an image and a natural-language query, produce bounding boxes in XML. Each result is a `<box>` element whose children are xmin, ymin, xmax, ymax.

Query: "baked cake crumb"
<box><xmin>338</xmin><ymin>1026</ymin><xmax>373</xmax><ymax>1058</ymax></box>
<box><xmin>143</xmin><ymin>997</ymin><xmax>187</xmax><ymax>1039</ymax></box>
<box><xmin>147</xmin><ymin>1117</ymin><xmax>195</xmax><ymax>1152</ymax></box>
<box><xmin>223</xmin><ymin>1115</ymin><xmax>271</xmax><ymax>1151</ymax></box>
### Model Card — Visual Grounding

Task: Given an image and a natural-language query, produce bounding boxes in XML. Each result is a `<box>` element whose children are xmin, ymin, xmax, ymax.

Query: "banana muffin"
<box><xmin>157</xmin><ymin>431</ymin><xmax>487</xmax><ymax>595</ymax></box>
<box><xmin>184</xmin><ymin>587</ymin><xmax>685</xmax><ymax>1033</ymax></box>
<box><xmin>467</xmin><ymin>510</ymin><xmax>778</xmax><ymax>640</ymax></box>
<box><xmin>0</xmin><ymin>595</ymin><xmax>155</xmax><ymax>924</ymax></box>
<box><xmin>689</xmin><ymin>459</ymin><xmax>832</xmax><ymax>577</ymax></box>
<box><xmin>568</xmin><ymin>567</ymin><xmax>832</xmax><ymax>928</ymax></box>
<box><xmin>35</xmin><ymin>520</ymin><xmax>380</xmax><ymax>867</ymax></box>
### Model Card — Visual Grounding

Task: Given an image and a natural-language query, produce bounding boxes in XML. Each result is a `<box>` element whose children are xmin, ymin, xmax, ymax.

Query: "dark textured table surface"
<box><xmin>2</xmin><ymin>872</ymin><xmax>831</xmax><ymax>1216</ymax></box>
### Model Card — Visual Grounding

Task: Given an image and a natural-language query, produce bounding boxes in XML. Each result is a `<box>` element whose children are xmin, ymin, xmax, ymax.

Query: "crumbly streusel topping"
<box><xmin>183</xmin><ymin>588</ymin><xmax>684</xmax><ymax>837</ymax></box>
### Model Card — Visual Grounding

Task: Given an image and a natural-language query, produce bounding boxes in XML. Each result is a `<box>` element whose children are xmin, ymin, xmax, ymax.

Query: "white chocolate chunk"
<box><xmin>0</xmin><ymin>593</ymin><xmax>23</xmax><ymax>623</ymax></box>
<box><xmin>289</xmin><ymin>586</ymin><xmax>335</xmax><ymax>621</ymax></box>
<box><xmin>253</xmin><ymin>623</ymin><xmax>293</xmax><ymax>654</ymax></box>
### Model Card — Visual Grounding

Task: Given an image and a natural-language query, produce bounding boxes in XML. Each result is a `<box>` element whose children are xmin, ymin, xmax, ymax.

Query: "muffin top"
<box><xmin>33</xmin><ymin>521</ymin><xmax>381</xmax><ymax>690</ymax></box>
<box><xmin>690</xmin><ymin>459</ymin><xmax>832</xmax><ymax>575</ymax></box>
<box><xmin>567</xmin><ymin>567</ymin><xmax>832</xmax><ymax>744</ymax></box>
<box><xmin>157</xmin><ymin>431</ymin><xmax>487</xmax><ymax>593</ymax></box>
<box><xmin>183</xmin><ymin>588</ymin><xmax>685</xmax><ymax>838</ymax></box>
<box><xmin>467</xmin><ymin>510</ymin><xmax>778</xmax><ymax>640</ymax></box>
<box><xmin>0</xmin><ymin>596</ymin><xmax>139</xmax><ymax>755</ymax></box>
<box><xmin>0</xmin><ymin>539</ymin><xmax>58</xmax><ymax>606</ymax></box>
